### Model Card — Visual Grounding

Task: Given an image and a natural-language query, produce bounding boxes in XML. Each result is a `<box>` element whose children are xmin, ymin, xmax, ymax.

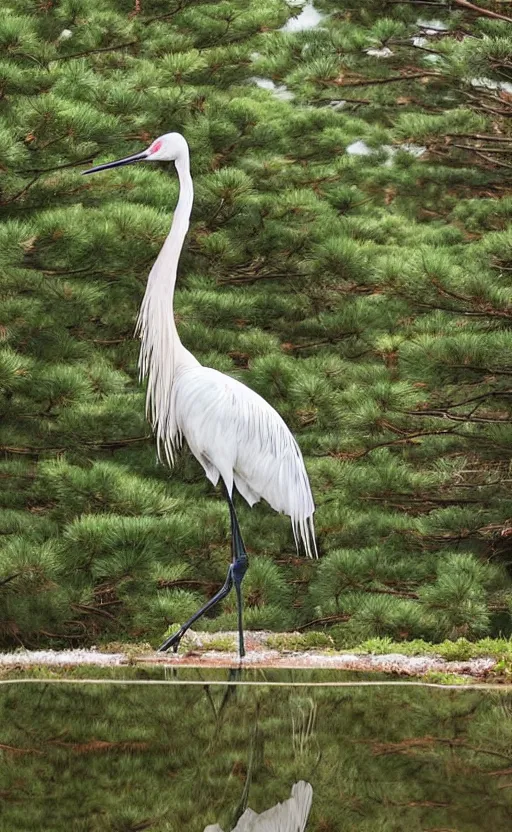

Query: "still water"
<box><xmin>0</xmin><ymin>667</ymin><xmax>511</xmax><ymax>831</ymax></box>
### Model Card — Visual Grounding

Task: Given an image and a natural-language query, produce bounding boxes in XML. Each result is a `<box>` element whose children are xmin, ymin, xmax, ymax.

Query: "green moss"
<box><xmin>435</xmin><ymin>640</ymin><xmax>480</xmax><ymax>662</ymax></box>
<box><xmin>202</xmin><ymin>634</ymin><xmax>237</xmax><ymax>652</ymax></box>
<box><xmin>353</xmin><ymin>636</ymin><xmax>512</xmax><ymax>662</ymax></box>
<box><xmin>489</xmin><ymin>658</ymin><xmax>512</xmax><ymax>680</ymax></box>
<box><xmin>102</xmin><ymin>641</ymin><xmax>154</xmax><ymax>661</ymax></box>
<box><xmin>421</xmin><ymin>670</ymin><xmax>471</xmax><ymax>686</ymax></box>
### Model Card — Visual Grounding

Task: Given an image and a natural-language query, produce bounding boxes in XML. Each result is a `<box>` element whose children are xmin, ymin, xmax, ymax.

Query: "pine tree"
<box><xmin>1</xmin><ymin>0</ymin><xmax>511</xmax><ymax>646</ymax></box>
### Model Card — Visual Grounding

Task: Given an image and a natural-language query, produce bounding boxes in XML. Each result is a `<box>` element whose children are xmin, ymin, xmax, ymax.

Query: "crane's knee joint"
<box><xmin>232</xmin><ymin>555</ymin><xmax>248</xmax><ymax>586</ymax></box>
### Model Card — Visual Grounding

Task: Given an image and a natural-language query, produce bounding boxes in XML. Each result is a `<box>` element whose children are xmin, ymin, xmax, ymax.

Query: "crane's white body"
<box><xmin>204</xmin><ymin>781</ymin><xmax>313</xmax><ymax>832</ymax></box>
<box><xmin>133</xmin><ymin>134</ymin><xmax>316</xmax><ymax>557</ymax></box>
<box><xmin>174</xmin><ymin>366</ymin><xmax>316</xmax><ymax>555</ymax></box>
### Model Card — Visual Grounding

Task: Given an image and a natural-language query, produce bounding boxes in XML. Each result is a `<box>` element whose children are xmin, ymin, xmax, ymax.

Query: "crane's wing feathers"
<box><xmin>174</xmin><ymin>367</ymin><xmax>317</xmax><ymax>557</ymax></box>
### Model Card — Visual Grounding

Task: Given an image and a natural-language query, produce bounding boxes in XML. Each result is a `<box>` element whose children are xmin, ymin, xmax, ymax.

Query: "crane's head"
<box><xmin>81</xmin><ymin>132</ymin><xmax>189</xmax><ymax>175</ymax></box>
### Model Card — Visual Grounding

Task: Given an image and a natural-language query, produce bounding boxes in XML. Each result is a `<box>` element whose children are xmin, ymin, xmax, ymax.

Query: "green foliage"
<box><xmin>355</xmin><ymin>636</ymin><xmax>512</xmax><ymax>663</ymax></box>
<box><xmin>1</xmin><ymin>0</ymin><xmax>511</xmax><ymax>647</ymax></box>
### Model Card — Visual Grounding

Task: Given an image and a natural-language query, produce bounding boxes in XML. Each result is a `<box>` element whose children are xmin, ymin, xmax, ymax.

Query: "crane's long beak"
<box><xmin>81</xmin><ymin>149</ymin><xmax>149</xmax><ymax>175</ymax></box>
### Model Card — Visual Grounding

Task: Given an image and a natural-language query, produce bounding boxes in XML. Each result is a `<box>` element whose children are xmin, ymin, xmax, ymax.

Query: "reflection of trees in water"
<box><xmin>0</xmin><ymin>673</ymin><xmax>511</xmax><ymax>830</ymax></box>
<box><xmin>291</xmin><ymin>697</ymin><xmax>319</xmax><ymax>765</ymax></box>
<box><xmin>204</xmin><ymin>781</ymin><xmax>313</xmax><ymax>832</ymax></box>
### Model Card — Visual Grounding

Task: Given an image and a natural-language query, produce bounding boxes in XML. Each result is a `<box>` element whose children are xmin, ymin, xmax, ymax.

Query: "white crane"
<box><xmin>82</xmin><ymin>133</ymin><xmax>317</xmax><ymax>657</ymax></box>
<box><xmin>204</xmin><ymin>781</ymin><xmax>313</xmax><ymax>832</ymax></box>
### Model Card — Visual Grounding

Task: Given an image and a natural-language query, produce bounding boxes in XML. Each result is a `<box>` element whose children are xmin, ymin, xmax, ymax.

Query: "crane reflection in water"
<box><xmin>204</xmin><ymin>781</ymin><xmax>313</xmax><ymax>832</ymax></box>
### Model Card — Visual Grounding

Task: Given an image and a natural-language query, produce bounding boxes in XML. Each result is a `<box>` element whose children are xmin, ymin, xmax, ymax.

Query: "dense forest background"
<box><xmin>1</xmin><ymin>0</ymin><xmax>512</xmax><ymax>648</ymax></box>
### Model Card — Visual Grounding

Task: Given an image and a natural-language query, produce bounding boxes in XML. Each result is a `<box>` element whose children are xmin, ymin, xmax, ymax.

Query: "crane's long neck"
<box><xmin>136</xmin><ymin>153</ymin><xmax>199</xmax><ymax>464</ymax></box>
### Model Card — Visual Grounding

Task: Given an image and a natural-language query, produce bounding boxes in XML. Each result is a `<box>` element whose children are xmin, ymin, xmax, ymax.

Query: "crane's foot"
<box><xmin>156</xmin><ymin>564</ymin><xmax>234</xmax><ymax>654</ymax></box>
<box><xmin>156</xmin><ymin>494</ymin><xmax>249</xmax><ymax>659</ymax></box>
<box><xmin>157</xmin><ymin>628</ymin><xmax>185</xmax><ymax>653</ymax></box>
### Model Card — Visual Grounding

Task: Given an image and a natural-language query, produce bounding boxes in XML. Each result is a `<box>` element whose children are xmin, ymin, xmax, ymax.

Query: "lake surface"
<box><xmin>1</xmin><ymin>667</ymin><xmax>511</xmax><ymax>830</ymax></box>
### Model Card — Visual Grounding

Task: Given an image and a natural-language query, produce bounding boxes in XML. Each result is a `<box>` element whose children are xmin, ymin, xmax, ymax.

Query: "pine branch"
<box><xmin>469</xmin><ymin>149</ymin><xmax>512</xmax><ymax>170</ymax></box>
<box><xmin>40</xmin><ymin>629</ymin><xmax>87</xmax><ymax>640</ymax></box>
<box><xmin>447</xmin><ymin>134</ymin><xmax>512</xmax><ymax>143</ymax></box>
<box><xmin>383</xmin><ymin>800</ymin><xmax>450</xmax><ymax>809</ymax></box>
<box><xmin>462</xmin><ymin>91</ymin><xmax>512</xmax><ymax>117</ymax></box>
<box><xmin>320</xmin><ymin>97</ymin><xmax>371</xmax><ymax>105</ymax></box>
<box><xmin>1</xmin><ymin>176</ymin><xmax>39</xmax><ymax>206</ymax></box>
<box><xmin>334</xmin><ymin>71</ymin><xmax>442</xmax><ymax>88</ymax></box>
<box><xmin>30</xmin><ymin>266</ymin><xmax>93</xmax><ymax>275</ymax></box>
<box><xmin>91</xmin><ymin>337</ymin><xmax>132</xmax><ymax>344</ymax></box>
<box><xmin>365</xmin><ymin>736</ymin><xmax>512</xmax><ymax>760</ymax></box>
<box><xmin>0</xmin><ymin>574</ymin><xmax>19</xmax><ymax>588</ymax></box>
<box><xmin>6</xmin><ymin>52</ymin><xmax>46</xmax><ymax>69</ymax></box>
<box><xmin>384</xmin><ymin>1</ymin><xmax>448</xmax><ymax>5</ymax></box>
<box><xmin>452</xmin><ymin>0</ymin><xmax>512</xmax><ymax>24</ymax></box>
<box><xmin>157</xmin><ymin>579</ymin><xmax>216</xmax><ymax>589</ymax></box>
<box><xmin>0</xmin><ymin>436</ymin><xmax>151</xmax><ymax>456</ymax></box>
<box><xmin>31</xmin><ymin>133</ymin><xmax>69</xmax><ymax>151</ymax></box>
<box><xmin>0</xmin><ymin>743</ymin><xmax>42</xmax><ymax>756</ymax></box>
<box><xmin>446</xmin><ymin>365</ymin><xmax>512</xmax><ymax>376</ymax></box>
<box><xmin>366</xmin><ymin>494</ymin><xmax>483</xmax><ymax>506</ymax></box>
<box><xmin>404</xmin><ymin>409</ymin><xmax>512</xmax><ymax>424</ymax></box>
<box><xmin>394</xmin><ymin>290</ymin><xmax>512</xmax><ymax>319</ymax></box>
<box><xmin>452</xmin><ymin>144</ymin><xmax>512</xmax><ymax>155</ymax></box>
<box><xmin>141</xmin><ymin>1</ymin><xmax>196</xmax><ymax>25</ymax></box>
<box><xmin>433</xmin><ymin>391</ymin><xmax>512</xmax><ymax>410</ymax></box>
<box><xmin>297</xmin><ymin>614</ymin><xmax>351</xmax><ymax>631</ymax></box>
<box><xmin>283</xmin><ymin>334</ymin><xmax>359</xmax><ymax>352</ymax></box>
<box><xmin>430</xmin><ymin>279</ymin><xmax>512</xmax><ymax>318</ymax></box>
<box><xmin>218</xmin><ymin>272</ymin><xmax>296</xmax><ymax>286</ymax></box>
<box><xmin>328</xmin><ymin>428</ymin><xmax>465</xmax><ymax>459</ymax></box>
<box><xmin>91</xmin><ymin>436</ymin><xmax>152</xmax><ymax>449</ymax></box>
<box><xmin>21</xmin><ymin>157</ymin><xmax>94</xmax><ymax>174</ymax></box>
<box><xmin>71</xmin><ymin>603</ymin><xmax>118</xmax><ymax>621</ymax></box>
<box><xmin>55</xmin><ymin>41</ymin><xmax>138</xmax><ymax>62</ymax></box>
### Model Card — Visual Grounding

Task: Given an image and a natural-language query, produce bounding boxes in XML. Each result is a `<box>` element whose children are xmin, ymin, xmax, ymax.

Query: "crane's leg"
<box><xmin>227</xmin><ymin>492</ymin><xmax>248</xmax><ymax>658</ymax></box>
<box><xmin>156</xmin><ymin>490</ymin><xmax>248</xmax><ymax>657</ymax></box>
<box><xmin>157</xmin><ymin>566</ymin><xmax>234</xmax><ymax>653</ymax></box>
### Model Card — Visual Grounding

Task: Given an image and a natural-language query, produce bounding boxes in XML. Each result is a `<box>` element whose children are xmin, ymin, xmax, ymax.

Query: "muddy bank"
<box><xmin>0</xmin><ymin>631</ymin><xmax>503</xmax><ymax>681</ymax></box>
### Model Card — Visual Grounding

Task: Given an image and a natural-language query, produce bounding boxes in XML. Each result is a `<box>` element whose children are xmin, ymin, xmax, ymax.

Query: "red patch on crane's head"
<box><xmin>149</xmin><ymin>139</ymin><xmax>163</xmax><ymax>155</ymax></box>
